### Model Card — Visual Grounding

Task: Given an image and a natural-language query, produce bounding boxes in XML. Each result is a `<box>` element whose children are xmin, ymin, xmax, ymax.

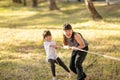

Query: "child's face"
<box><xmin>44</xmin><ymin>35</ymin><xmax>52</xmax><ymax>41</ymax></box>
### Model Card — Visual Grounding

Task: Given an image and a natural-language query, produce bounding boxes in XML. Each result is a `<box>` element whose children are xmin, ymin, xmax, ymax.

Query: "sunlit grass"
<box><xmin>0</xmin><ymin>22</ymin><xmax>120</xmax><ymax>80</ymax></box>
<box><xmin>0</xmin><ymin>27</ymin><xmax>120</xmax><ymax>80</ymax></box>
<box><xmin>0</xmin><ymin>0</ymin><xmax>120</xmax><ymax>80</ymax></box>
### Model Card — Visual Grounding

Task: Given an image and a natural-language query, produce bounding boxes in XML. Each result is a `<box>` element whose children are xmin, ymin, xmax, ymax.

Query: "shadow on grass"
<box><xmin>96</xmin><ymin>4</ymin><xmax>120</xmax><ymax>23</ymax></box>
<box><xmin>1</xmin><ymin>41</ymin><xmax>44</xmax><ymax>54</ymax></box>
<box><xmin>0</xmin><ymin>59</ymin><xmax>50</xmax><ymax>80</ymax></box>
<box><xmin>89</xmin><ymin>35</ymin><xmax>120</xmax><ymax>53</ymax></box>
<box><xmin>0</xmin><ymin>2</ymin><xmax>90</xmax><ymax>29</ymax></box>
<box><xmin>0</xmin><ymin>10</ymin><xmax>89</xmax><ymax>29</ymax></box>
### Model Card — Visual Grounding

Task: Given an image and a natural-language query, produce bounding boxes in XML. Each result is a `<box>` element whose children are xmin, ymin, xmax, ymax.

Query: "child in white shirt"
<box><xmin>43</xmin><ymin>30</ymin><xmax>71</xmax><ymax>80</ymax></box>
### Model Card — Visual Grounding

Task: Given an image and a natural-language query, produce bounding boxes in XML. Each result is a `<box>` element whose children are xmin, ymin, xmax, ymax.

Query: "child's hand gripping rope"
<box><xmin>61</xmin><ymin>46</ymin><xmax>77</xmax><ymax>50</ymax></box>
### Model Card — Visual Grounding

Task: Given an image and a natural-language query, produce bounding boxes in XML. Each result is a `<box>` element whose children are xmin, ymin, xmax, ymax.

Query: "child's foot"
<box><xmin>53</xmin><ymin>77</ymin><xmax>58</xmax><ymax>80</ymax></box>
<box><xmin>67</xmin><ymin>72</ymin><xmax>71</xmax><ymax>78</ymax></box>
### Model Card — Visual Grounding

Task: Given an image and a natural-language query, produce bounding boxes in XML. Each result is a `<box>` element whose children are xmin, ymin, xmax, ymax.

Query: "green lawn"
<box><xmin>0</xmin><ymin>0</ymin><xmax>120</xmax><ymax>80</ymax></box>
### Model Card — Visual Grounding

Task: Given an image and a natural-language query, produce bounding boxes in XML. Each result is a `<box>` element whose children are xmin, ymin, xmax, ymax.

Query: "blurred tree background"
<box><xmin>0</xmin><ymin>0</ymin><xmax>120</xmax><ymax>80</ymax></box>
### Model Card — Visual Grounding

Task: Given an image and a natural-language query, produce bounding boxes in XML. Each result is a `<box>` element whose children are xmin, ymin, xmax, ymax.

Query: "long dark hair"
<box><xmin>62</xmin><ymin>23</ymin><xmax>75</xmax><ymax>45</ymax></box>
<box><xmin>62</xmin><ymin>23</ymin><xmax>72</xmax><ymax>30</ymax></box>
<box><xmin>43</xmin><ymin>30</ymin><xmax>51</xmax><ymax>39</ymax></box>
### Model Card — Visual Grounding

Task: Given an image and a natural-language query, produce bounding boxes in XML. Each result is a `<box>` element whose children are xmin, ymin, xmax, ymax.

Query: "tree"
<box><xmin>23</xmin><ymin>0</ymin><xmax>27</xmax><ymax>6</ymax></box>
<box><xmin>84</xmin><ymin>0</ymin><xmax>103</xmax><ymax>21</ymax></box>
<box><xmin>17</xmin><ymin>0</ymin><xmax>22</xmax><ymax>3</ymax></box>
<box><xmin>106</xmin><ymin>0</ymin><xmax>110</xmax><ymax>5</ymax></box>
<box><xmin>49</xmin><ymin>0</ymin><xmax>60</xmax><ymax>10</ymax></box>
<box><xmin>12</xmin><ymin>0</ymin><xmax>22</xmax><ymax>4</ymax></box>
<box><xmin>32</xmin><ymin>0</ymin><xmax>38</xmax><ymax>7</ymax></box>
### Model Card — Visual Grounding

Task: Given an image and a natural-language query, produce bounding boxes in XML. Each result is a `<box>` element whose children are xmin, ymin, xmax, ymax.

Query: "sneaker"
<box><xmin>84</xmin><ymin>75</ymin><xmax>89</xmax><ymax>80</ymax></box>
<box><xmin>53</xmin><ymin>77</ymin><xmax>58</xmax><ymax>80</ymax></box>
<box><xmin>67</xmin><ymin>72</ymin><xmax>71</xmax><ymax>78</ymax></box>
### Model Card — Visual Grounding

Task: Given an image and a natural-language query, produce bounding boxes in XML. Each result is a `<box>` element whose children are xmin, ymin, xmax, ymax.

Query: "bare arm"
<box><xmin>63</xmin><ymin>33</ymin><xmax>85</xmax><ymax>50</ymax></box>
<box><xmin>50</xmin><ymin>45</ymin><xmax>62</xmax><ymax>49</ymax></box>
<box><xmin>63</xmin><ymin>45</ymin><xmax>71</xmax><ymax>49</ymax></box>
<box><xmin>74</xmin><ymin>33</ymin><xmax>85</xmax><ymax>49</ymax></box>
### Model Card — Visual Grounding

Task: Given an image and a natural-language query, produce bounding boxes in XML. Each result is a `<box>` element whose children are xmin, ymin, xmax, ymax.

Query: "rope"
<box><xmin>61</xmin><ymin>47</ymin><xmax>120</xmax><ymax>61</ymax></box>
<box><xmin>73</xmin><ymin>47</ymin><xmax>120</xmax><ymax>61</ymax></box>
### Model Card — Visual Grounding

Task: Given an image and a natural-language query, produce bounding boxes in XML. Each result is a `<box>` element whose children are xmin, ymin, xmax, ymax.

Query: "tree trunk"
<box><xmin>49</xmin><ymin>0</ymin><xmax>60</xmax><ymax>10</ymax></box>
<box><xmin>32</xmin><ymin>0</ymin><xmax>38</xmax><ymax>7</ymax></box>
<box><xmin>23</xmin><ymin>0</ymin><xmax>27</xmax><ymax>6</ymax></box>
<box><xmin>84</xmin><ymin>0</ymin><xmax>103</xmax><ymax>21</ymax></box>
<box><xmin>12</xmin><ymin>0</ymin><xmax>15</xmax><ymax>2</ymax></box>
<box><xmin>13</xmin><ymin>0</ymin><xmax>17</xmax><ymax>3</ymax></box>
<box><xmin>106</xmin><ymin>0</ymin><xmax>110</xmax><ymax>6</ymax></box>
<box><xmin>18</xmin><ymin>0</ymin><xmax>22</xmax><ymax>3</ymax></box>
<box><xmin>13</xmin><ymin>0</ymin><xmax>22</xmax><ymax>3</ymax></box>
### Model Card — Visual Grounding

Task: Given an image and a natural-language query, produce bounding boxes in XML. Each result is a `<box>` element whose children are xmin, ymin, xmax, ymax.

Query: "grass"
<box><xmin>0</xmin><ymin>0</ymin><xmax>120</xmax><ymax>80</ymax></box>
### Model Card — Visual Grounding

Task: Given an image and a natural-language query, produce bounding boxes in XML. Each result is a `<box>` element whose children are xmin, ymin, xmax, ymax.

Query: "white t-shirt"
<box><xmin>44</xmin><ymin>40</ymin><xmax>58</xmax><ymax>61</ymax></box>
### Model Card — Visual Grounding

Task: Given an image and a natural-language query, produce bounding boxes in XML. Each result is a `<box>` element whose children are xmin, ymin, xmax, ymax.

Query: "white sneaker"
<box><xmin>67</xmin><ymin>72</ymin><xmax>71</xmax><ymax>78</ymax></box>
<box><xmin>53</xmin><ymin>77</ymin><xmax>58</xmax><ymax>80</ymax></box>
